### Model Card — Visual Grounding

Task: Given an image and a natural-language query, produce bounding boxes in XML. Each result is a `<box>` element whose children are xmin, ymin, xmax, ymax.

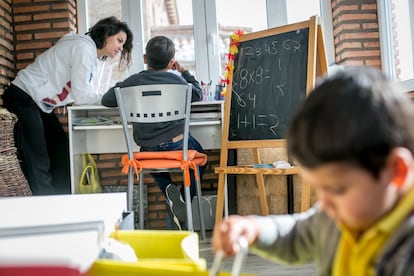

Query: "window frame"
<box><xmin>77</xmin><ymin>0</ymin><xmax>334</xmax><ymax>83</ymax></box>
<box><xmin>378</xmin><ymin>0</ymin><xmax>414</xmax><ymax>92</ymax></box>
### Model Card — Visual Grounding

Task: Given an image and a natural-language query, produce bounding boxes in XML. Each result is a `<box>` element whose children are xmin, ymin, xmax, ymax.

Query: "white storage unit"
<box><xmin>68</xmin><ymin>101</ymin><xmax>224</xmax><ymax>194</ymax></box>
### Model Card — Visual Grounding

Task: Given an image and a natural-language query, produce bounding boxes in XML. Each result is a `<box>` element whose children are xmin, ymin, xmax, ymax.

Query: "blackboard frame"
<box><xmin>228</xmin><ymin>27</ymin><xmax>309</xmax><ymax>141</ymax></box>
<box><xmin>214</xmin><ymin>16</ymin><xmax>328</xmax><ymax>224</ymax></box>
<box><xmin>222</xmin><ymin>16</ymin><xmax>326</xmax><ymax>149</ymax></box>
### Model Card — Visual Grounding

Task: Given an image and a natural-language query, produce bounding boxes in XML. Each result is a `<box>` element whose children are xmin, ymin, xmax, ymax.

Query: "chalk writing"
<box><xmin>228</xmin><ymin>28</ymin><xmax>309</xmax><ymax>141</ymax></box>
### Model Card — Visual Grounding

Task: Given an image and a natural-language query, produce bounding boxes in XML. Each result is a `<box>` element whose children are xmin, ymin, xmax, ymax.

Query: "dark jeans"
<box><xmin>140</xmin><ymin>135</ymin><xmax>206</xmax><ymax>200</ymax></box>
<box><xmin>2</xmin><ymin>84</ymin><xmax>70</xmax><ymax>195</ymax></box>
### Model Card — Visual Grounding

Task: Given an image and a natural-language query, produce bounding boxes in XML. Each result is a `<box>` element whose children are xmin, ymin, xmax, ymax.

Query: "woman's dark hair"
<box><xmin>145</xmin><ymin>36</ymin><xmax>175</xmax><ymax>70</ymax></box>
<box><xmin>287</xmin><ymin>66</ymin><xmax>414</xmax><ymax>178</ymax></box>
<box><xmin>87</xmin><ymin>16</ymin><xmax>133</xmax><ymax>68</ymax></box>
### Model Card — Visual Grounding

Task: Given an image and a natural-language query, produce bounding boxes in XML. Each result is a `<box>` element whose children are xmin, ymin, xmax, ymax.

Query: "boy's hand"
<box><xmin>212</xmin><ymin>215</ymin><xmax>260</xmax><ymax>257</ymax></box>
<box><xmin>172</xmin><ymin>60</ymin><xmax>185</xmax><ymax>73</ymax></box>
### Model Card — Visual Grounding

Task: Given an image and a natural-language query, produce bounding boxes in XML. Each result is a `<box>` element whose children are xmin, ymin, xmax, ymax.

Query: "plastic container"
<box><xmin>85</xmin><ymin>230</ymin><xmax>206</xmax><ymax>276</ymax></box>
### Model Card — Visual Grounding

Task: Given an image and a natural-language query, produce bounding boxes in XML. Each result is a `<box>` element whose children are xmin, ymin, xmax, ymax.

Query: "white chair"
<box><xmin>115</xmin><ymin>84</ymin><xmax>206</xmax><ymax>239</ymax></box>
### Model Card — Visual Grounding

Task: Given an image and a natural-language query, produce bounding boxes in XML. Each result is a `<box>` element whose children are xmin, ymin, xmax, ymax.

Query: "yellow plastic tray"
<box><xmin>85</xmin><ymin>230</ymin><xmax>207</xmax><ymax>276</ymax></box>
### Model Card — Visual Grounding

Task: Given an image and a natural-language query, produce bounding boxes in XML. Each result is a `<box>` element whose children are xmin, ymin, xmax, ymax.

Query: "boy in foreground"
<box><xmin>212</xmin><ymin>66</ymin><xmax>414</xmax><ymax>275</ymax></box>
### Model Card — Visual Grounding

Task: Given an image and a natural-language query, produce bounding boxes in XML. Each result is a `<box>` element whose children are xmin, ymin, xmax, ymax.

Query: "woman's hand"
<box><xmin>212</xmin><ymin>215</ymin><xmax>260</xmax><ymax>257</ymax></box>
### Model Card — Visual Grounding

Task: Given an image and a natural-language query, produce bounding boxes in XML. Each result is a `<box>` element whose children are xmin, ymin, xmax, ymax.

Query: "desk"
<box><xmin>68</xmin><ymin>101</ymin><xmax>224</xmax><ymax>193</ymax></box>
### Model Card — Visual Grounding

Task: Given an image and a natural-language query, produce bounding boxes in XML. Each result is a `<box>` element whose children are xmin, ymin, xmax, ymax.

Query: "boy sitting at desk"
<box><xmin>212</xmin><ymin>66</ymin><xmax>414</xmax><ymax>275</ymax></box>
<box><xmin>102</xmin><ymin>36</ymin><xmax>205</xmax><ymax>230</ymax></box>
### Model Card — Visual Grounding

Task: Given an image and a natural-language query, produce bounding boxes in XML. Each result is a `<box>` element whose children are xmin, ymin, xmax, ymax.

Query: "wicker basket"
<box><xmin>0</xmin><ymin>109</ymin><xmax>32</xmax><ymax>196</ymax></box>
<box><xmin>0</xmin><ymin>110</ymin><xmax>18</xmax><ymax>152</ymax></box>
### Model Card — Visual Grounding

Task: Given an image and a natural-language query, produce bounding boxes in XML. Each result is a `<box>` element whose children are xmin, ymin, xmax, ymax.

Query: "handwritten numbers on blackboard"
<box><xmin>228</xmin><ymin>28</ymin><xmax>309</xmax><ymax>141</ymax></box>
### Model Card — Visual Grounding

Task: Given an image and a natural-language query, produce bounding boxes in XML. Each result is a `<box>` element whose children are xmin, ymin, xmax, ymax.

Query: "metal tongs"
<box><xmin>209</xmin><ymin>237</ymin><xmax>249</xmax><ymax>276</ymax></box>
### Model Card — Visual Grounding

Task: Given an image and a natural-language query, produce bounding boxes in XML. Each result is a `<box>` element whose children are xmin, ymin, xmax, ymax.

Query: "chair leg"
<box><xmin>215</xmin><ymin>173</ymin><xmax>226</xmax><ymax>225</ymax></box>
<box><xmin>127</xmin><ymin>166</ymin><xmax>134</xmax><ymax>213</ymax></box>
<box><xmin>195</xmin><ymin>166</ymin><xmax>206</xmax><ymax>240</ymax></box>
<box><xmin>184</xmin><ymin>184</ymin><xmax>194</xmax><ymax>232</ymax></box>
<box><xmin>139</xmin><ymin>172</ymin><xmax>145</xmax><ymax>229</ymax></box>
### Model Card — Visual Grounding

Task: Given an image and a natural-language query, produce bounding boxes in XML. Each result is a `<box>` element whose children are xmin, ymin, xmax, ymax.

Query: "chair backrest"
<box><xmin>115</xmin><ymin>84</ymin><xmax>193</xmax><ymax>159</ymax></box>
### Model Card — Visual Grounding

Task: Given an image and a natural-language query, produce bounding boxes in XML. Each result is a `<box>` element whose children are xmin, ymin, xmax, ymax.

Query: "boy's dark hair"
<box><xmin>287</xmin><ymin>66</ymin><xmax>414</xmax><ymax>178</ymax></box>
<box><xmin>87</xmin><ymin>16</ymin><xmax>133</xmax><ymax>68</ymax></box>
<box><xmin>145</xmin><ymin>36</ymin><xmax>175</xmax><ymax>70</ymax></box>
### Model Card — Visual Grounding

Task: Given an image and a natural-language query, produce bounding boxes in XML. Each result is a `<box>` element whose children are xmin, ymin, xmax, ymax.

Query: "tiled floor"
<box><xmin>199</xmin><ymin>231</ymin><xmax>317</xmax><ymax>276</ymax></box>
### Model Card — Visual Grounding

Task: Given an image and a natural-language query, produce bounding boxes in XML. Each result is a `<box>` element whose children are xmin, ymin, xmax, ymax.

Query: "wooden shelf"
<box><xmin>214</xmin><ymin>166</ymin><xmax>299</xmax><ymax>175</ymax></box>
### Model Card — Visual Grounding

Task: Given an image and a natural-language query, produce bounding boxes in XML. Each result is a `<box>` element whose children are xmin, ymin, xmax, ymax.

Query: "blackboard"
<box><xmin>214</xmin><ymin>17</ymin><xmax>328</xmax><ymax>225</ymax></box>
<box><xmin>228</xmin><ymin>28</ymin><xmax>309</xmax><ymax>141</ymax></box>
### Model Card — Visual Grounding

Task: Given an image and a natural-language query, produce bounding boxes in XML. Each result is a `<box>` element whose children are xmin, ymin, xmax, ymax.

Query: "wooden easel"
<box><xmin>215</xmin><ymin>16</ymin><xmax>328</xmax><ymax>224</ymax></box>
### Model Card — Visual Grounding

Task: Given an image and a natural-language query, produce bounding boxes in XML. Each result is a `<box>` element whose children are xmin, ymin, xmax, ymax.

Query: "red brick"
<box><xmin>15</xmin><ymin>33</ymin><xmax>33</xmax><ymax>40</ymax></box>
<box><xmin>334</xmin><ymin>23</ymin><xmax>361</xmax><ymax>36</ymax></box>
<box><xmin>52</xmin><ymin>21</ymin><xmax>73</xmax><ymax>29</ymax></box>
<box><xmin>16</xmin><ymin>52</ymin><xmax>34</xmax><ymax>60</ymax></box>
<box><xmin>16</xmin><ymin>41</ymin><xmax>52</xmax><ymax>50</ymax></box>
<box><xmin>365</xmin><ymin>59</ymin><xmax>381</xmax><ymax>67</ymax></box>
<box><xmin>5</xmin><ymin>34</ymin><xmax>13</xmax><ymax>44</ymax></box>
<box><xmin>101</xmin><ymin>170</ymin><xmax>124</xmax><ymax>178</ymax></box>
<box><xmin>339</xmin><ymin>31</ymin><xmax>379</xmax><ymax>41</ymax></box>
<box><xmin>338</xmin><ymin>13</ymin><xmax>377</xmax><ymax>22</ymax></box>
<box><xmin>33</xmin><ymin>12</ymin><xmax>70</xmax><ymax>20</ymax></box>
<box><xmin>361</xmin><ymin>4</ymin><xmax>377</xmax><ymax>10</ymax></box>
<box><xmin>0</xmin><ymin>58</ymin><xmax>12</xmax><ymax>68</ymax></box>
<box><xmin>34</xmin><ymin>31</ymin><xmax>66</xmax><ymax>40</ymax></box>
<box><xmin>100</xmin><ymin>179</ymin><xmax>118</xmax><ymax>186</ymax></box>
<box><xmin>119</xmin><ymin>178</ymin><xmax>129</xmax><ymax>185</ymax></box>
<box><xmin>0</xmin><ymin>1</ymin><xmax>11</xmax><ymax>12</ymax></box>
<box><xmin>15</xmin><ymin>22</ymin><xmax>51</xmax><ymax>31</ymax></box>
<box><xmin>98</xmin><ymin>153</ymin><xmax>123</xmax><ymax>160</ymax></box>
<box><xmin>332</xmin><ymin>4</ymin><xmax>358</xmax><ymax>18</ymax></box>
<box><xmin>149</xmin><ymin>220</ymin><xmax>168</xmax><ymax>229</ymax></box>
<box><xmin>363</xmin><ymin>41</ymin><xmax>380</xmax><ymax>48</ymax></box>
<box><xmin>148</xmin><ymin>204</ymin><xmax>166</xmax><ymax>211</ymax></box>
<box><xmin>362</xmin><ymin>22</ymin><xmax>378</xmax><ymax>30</ymax></box>
<box><xmin>341</xmin><ymin>49</ymin><xmax>380</xmax><ymax>59</ymax></box>
<box><xmin>16</xmin><ymin>62</ymin><xmax>31</xmax><ymax>70</ymax></box>
<box><xmin>96</xmin><ymin>162</ymin><xmax>120</xmax><ymax>169</ymax></box>
<box><xmin>13</xmin><ymin>5</ymin><xmax>49</xmax><ymax>13</ymax></box>
<box><xmin>51</xmin><ymin>3</ymin><xmax>70</xmax><ymax>10</ymax></box>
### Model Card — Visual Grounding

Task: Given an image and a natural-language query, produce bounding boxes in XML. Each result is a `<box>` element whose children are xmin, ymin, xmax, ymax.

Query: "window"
<box><xmin>378</xmin><ymin>0</ymin><xmax>414</xmax><ymax>92</ymax></box>
<box><xmin>77</xmin><ymin>0</ymin><xmax>333</xmax><ymax>94</ymax></box>
<box><xmin>143</xmin><ymin>0</ymin><xmax>196</xmax><ymax>75</ymax></box>
<box><xmin>286</xmin><ymin>0</ymin><xmax>321</xmax><ymax>23</ymax></box>
<box><xmin>216</xmin><ymin>0</ymin><xmax>267</xmax><ymax>78</ymax></box>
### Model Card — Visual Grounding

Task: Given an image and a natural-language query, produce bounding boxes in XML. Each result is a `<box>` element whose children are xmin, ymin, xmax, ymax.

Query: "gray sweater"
<box><xmin>251</xmin><ymin>206</ymin><xmax>414</xmax><ymax>276</ymax></box>
<box><xmin>101</xmin><ymin>70</ymin><xmax>202</xmax><ymax>148</ymax></box>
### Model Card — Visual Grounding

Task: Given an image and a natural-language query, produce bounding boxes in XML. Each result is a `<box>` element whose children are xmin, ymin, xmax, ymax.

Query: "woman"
<box><xmin>3</xmin><ymin>16</ymin><xmax>133</xmax><ymax>195</ymax></box>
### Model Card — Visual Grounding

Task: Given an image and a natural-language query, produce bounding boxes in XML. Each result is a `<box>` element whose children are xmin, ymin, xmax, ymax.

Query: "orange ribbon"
<box><xmin>179</xmin><ymin>160</ymin><xmax>200</xmax><ymax>187</ymax></box>
<box><xmin>121</xmin><ymin>155</ymin><xmax>143</xmax><ymax>182</ymax></box>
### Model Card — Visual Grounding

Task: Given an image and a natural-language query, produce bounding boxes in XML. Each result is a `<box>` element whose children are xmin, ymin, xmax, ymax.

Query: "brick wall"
<box><xmin>332</xmin><ymin>0</ymin><xmax>381</xmax><ymax>67</ymax></box>
<box><xmin>0</xmin><ymin>0</ymin><xmax>13</xmax><ymax>105</ymax></box>
<box><xmin>13</xmin><ymin>0</ymin><xmax>77</xmax><ymax>70</ymax></box>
